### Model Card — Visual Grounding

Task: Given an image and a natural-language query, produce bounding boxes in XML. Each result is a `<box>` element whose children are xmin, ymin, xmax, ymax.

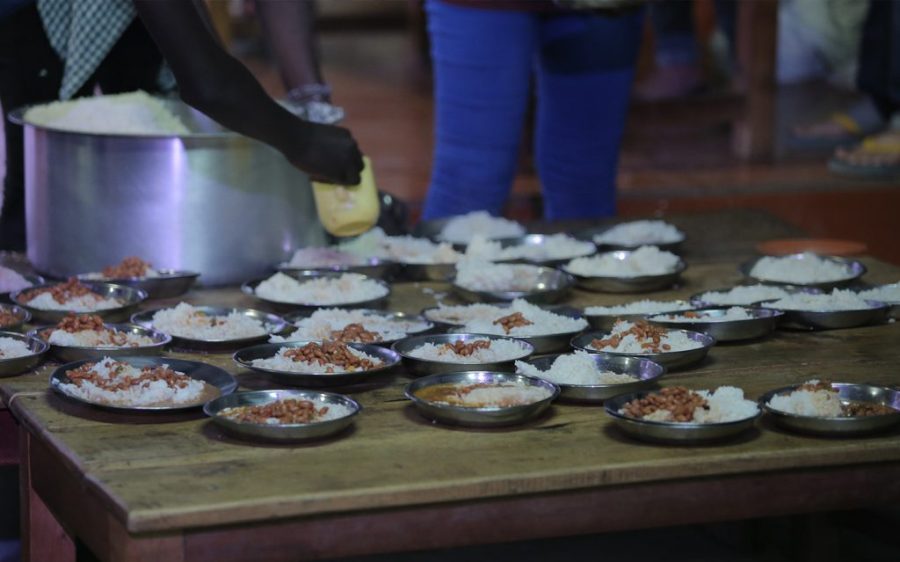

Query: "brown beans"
<box><xmin>493</xmin><ymin>312</ymin><xmax>533</xmax><ymax>334</ymax></box>
<box><xmin>284</xmin><ymin>341</ymin><xmax>377</xmax><ymax>372</ymax></box>
<box><xmin>592</xmin><ymin>320</ymin><xmax>672</xmax><ymax>353</ymax></box>
<box><xmin>21</xmin><ymin>278</ymin><xmax>96</xmax><ymax>304</ymax></box>
<box><xmin>330</xmin><ymin>323</ymin><xmax>381</xmax><ymax>343</ymax></box>
<box><xmin>102</xmin><ymin>256</ymin><xmax>152</xmax><ymax>278</ymax></box>
<box><xmin>439</xmin><ymin>339</ymin><xmax>491</xmax><ymax>357</ymax></box>
<box><xmin>621</xmin><ymin>386</ymin><xmax>708</xmax><ymax>422</ymax></box>
<box><xmin>221</xmin><ymin>399</ymin><xmax>329</xmax><ymax>424</ymax></box>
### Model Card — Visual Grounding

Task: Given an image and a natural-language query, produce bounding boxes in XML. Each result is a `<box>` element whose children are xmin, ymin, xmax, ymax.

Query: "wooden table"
<box><xmin>3</xmin><ymin>210</ymin><xmax>900</xmax><ymax>562</ymax></box>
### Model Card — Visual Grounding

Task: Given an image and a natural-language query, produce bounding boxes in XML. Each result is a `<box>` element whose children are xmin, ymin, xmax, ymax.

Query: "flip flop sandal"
<box><xmin>828</xmin><ymin>134</ymin><xmax>900</xmax><ymax>179</ymax></box>
<box><xmin>788</xmin><ymin>112</ymin><xmax>869</xmax><ymax>151</ymax></box>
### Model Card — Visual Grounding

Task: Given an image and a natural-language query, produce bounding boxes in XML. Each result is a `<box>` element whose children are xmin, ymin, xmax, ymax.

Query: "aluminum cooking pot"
<box><xmin>12</xmin><ymin>98</ymin><xmax>327</xmax><ymax>286</ymax></box>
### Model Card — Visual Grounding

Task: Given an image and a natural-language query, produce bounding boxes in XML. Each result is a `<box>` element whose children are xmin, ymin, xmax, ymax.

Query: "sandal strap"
<box><xmin>830</xmin><ymin>112</ymin><xmax>862</xmax><ymax>135</ymax></box>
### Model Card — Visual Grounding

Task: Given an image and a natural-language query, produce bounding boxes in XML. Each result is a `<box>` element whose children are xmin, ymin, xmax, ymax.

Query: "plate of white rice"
<box><xmin>647</xmin><ymin>306</ymin><xmax>783</xmax><ymax>342</ymax></box>
<box><xmin>30</xmin><ymin>313</ymin><xmax>170</xmax><ymax>361</ymax></box>
<box><xmin>604</xmin><ymin>386</ymin><xmax>760</xmax><ymax>443</ymax></box>
<box><xmin>50</xmin><ymin>356</ymin><xmax>237</xmax><ymax>411</ymax></box>
<box><xmin>760</xmin><ymin>381</ymin><xmax>900</xmax><ymax>436</ymax></box>
<box><xmin>132</xmin><ymin>303</ymin><xmax>288</xmax><ymax>351</ymax></box>
<box><xmin>691</xmin><ymin>284</ymin><xmax>818</xmax><ymax>307</ymax></box>
<box><xmin>760</xmin><ymin>289</ymin><xmax>888</xmax><ymax>330</ymax></box>
<box><xmin>78</xmin><ymin>257</ymin><xmax>199</xmax><ymax>299</ymax></box>
<box><xmin>582</xmin><ymin>299</ymin><xmax>695</xmax><ymax>330</ymax></box>
<box><xmin>583</xmin><ymin>220</ymin><xmax>685</xmax><ymax>250</ymax></box>
<box><xmin>516</xmin><ymin>351</ymin><xmax>665</xmax><ymax>402</ymax></box>
<box><xmin>857</xmin><ymin>282</ymin><xmax>900</xmax><ymax>318</ymax></box>
<box><xmin>431</xmin><ymin>211</ymin><xmax>527</xmax><ymax>245</ymax></box>
<box><xmin>0</xmin><ymin>332</ymin><xmax>48</xmax><ymax>377</ymax></box>
<box><xmin>571</xmin><ymin>320</ymin><xmax>715</xmax><ymax>370</ymax></box>
<box><xmin>12</xmin><ymin>279</ymin><xmax>146</xmax><ymax>323</ymax></box>
<box><xmin>563</xmin><ymin>247</ymin><xmax>686</xmax><ymax>293</ymax></box>
<box><xmin>280</xmin><ymin>308</ymin><xmax>433</xmax><ymax>345</ymax></box>
<box><xmin>339</xmin><ymin>227</ymin><xmax>462</xmax><ymax>265</ymax></box>
<box><xmin>452</xmin><ymin>261</ymin><xmax>574</xmax><ymax>304</ymax></box>
<box><xmin>464</xmin><ymin>234</ymin><xmax>596</xmax><ymax>265</ymax></box>
<box><xmin>245</xmin><ymin>271</ymin><xmax>390</xmax><ymax>309</ymax></box>
<box><xmin>278</xmin><ymin>247</ymin><xmax>395</xmax><ymax>279</ymax></box>
<box><xmin>393</xmin><ymin>333</ymin><xmax>534</xmax><ymax>376</ymax></box>
<box><xmin>742</xmin><ymin>252</ymin><xmax>864</xmax><ymax>288</ymax></box>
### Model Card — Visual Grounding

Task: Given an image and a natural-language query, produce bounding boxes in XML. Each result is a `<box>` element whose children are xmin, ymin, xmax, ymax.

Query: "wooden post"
<box><xmin>19</xmin><ymin>430</ymin><xmax>75</xmax><ymax>562</ymax></box>
<box><xmin>733</xmin><ymin>0</ymin><xmax>778</xmax><ymax>161</ymax></box>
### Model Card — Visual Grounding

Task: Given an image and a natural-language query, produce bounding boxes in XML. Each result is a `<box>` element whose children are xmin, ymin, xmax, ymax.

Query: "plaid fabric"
<box><xmin>37</xmin><ymin>0</ymin><xmax>136</xmax><ymax>99</ymax></box>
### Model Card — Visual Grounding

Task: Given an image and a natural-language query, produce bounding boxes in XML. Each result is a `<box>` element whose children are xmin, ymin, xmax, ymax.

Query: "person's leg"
<box><xmin>422</xmin><ymin>0</ymin><xmax>535</xmax><ymax>219</ymax></box>
<box><xmin>534</xmin><ymin>9</ymin><xmax>643</xmax><ymax>220</ymax></box>
<box><xmin>635</xmin><ymin>2</ymin><xmax>702</xmax><ymax>101</ymax></box>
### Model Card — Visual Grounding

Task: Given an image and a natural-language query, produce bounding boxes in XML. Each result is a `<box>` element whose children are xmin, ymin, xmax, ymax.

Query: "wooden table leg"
<box><xmin>19</xmin><ymin>429</ymin><xmax>75</xmax><ymax>562</ymax></box>
<box><xmin>733</xmin><ymin>0</ymin><xmax>778</xmax><ymax>161</ymax></box>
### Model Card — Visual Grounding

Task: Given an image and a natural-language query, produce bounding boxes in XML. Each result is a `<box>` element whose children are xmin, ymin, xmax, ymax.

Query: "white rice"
<box><xmin>515</xmin><ymin>351</ymin><xmax>637</xmax><ymax>386</ymax></box>
<box><xmin>339</xmin><ymin>227</ymin><xmax>461</xmax><ymax>264</ymax></box>
<box><xmin>47</xmin><ymin>329</ymin><xmax>156</xmax><ymax>348</ymax></box>
<box><xmin>251</xmin><ymin>346</ymin><xmax>383</xmax><ymax>374</ymax></box>
<box><xmin>0</xmin><ymin>337</ymin><xmax>33</xmax><ymax>359</ymax></box>
<box><xmin>254</xmin><ymin>272</ymin><xmax>388</xmax><ymax>305</ymax></box>
<box><xmin>626</xmin><ymin>386</ymin><xmax>758</xmax><ymax>423</ymax></box>
<box><xmin>593</xmin><ymin>220</ymin><xmax>683</xmax><ymax>246</ymax></box>
<box><xmin>25</xmin><ymin>91</ymin><xmax>190</xmax><ymax>135</ymax></box>
<box><xmin>749</xmin><ymin>252</ymin><xmax>855</xmax><ymax>284</ymax></box>
<box><xmin>424</xmin><ymin>303</ymin><xmax>510</xmax><ymax>325</ymax></box>
<box><xmin>25</xmin><ymin>292</ymin><xmax>122</xmax><ymax>312</ymax></box>
<box><xmin>767</xmin><ymin>288</ymin><xmax>875</xmax><ymax>312</ymax></box>
<box><xmin>465</xmin><ymin>233</ymin><xmax>594</xmax><ymax>262</ymax></box>
<box><xmin>564</xmin><ymin>246</ymin><xmax>681</xmax><ymax>277</ymax></box>
<box><xmin>408</xmin><ymin>338</ymin><xmax>530</xmax><ymax>363</ymax></box>
<box><xmin>82</xmin><ymin>268</ymin><xmax>161</xmax><ymax>280</ymax></box>
<box><xmin>437</xmin><ymin>211</ymin><xmax>526</xmax><ymax>244</ymax></box>
<box><xmin>151</xmin><ymin>302</ymin><xmax>267</xmax><ymax>340</ymax></box>
<box><xmin>57</xmin><ymin>357</ymin><xmax>206</xmax><ymax>406</ymax></box>
<box><xmin>584</xmin><ymin>299</ymin><xmax>694</xmax><ymax>316</ymax></box>
<box><xmin>0</xmin><ymin>267</ymin><xmax>33</xmax><ymax>293</ymax></box>
<box><xmin>697</xmin><ymin>285</ymin><xmax>796</xmax><ymax>305</ymax></box>
<box><xmin>460</xmin><ymin>299</ymin><xmax>587</xmax><ymax>336</ymax></box>
<box><xmin>419</xmin><ymin>381</ymin><xmax>551</xmax><ymax>408</ymax></box>
<box><xmin>651</xmin><ymin>307</ymin><xmax>755</xmax><ymax>323</ymax></box>
<box><xmin>592</xmin><ymin>320</ymin><xmax>703</xmax><ymax>354</ymax></box>
<box><xmin>282</xmin><ymin>247</ymin><xmax>370</xmax><ymax>268</ymax></box>
<box><xmin>857</xmin><ymin>282</ymin><xmax>900</xmax><ymax>304</ymax></box>
<box><xmin>767</xmin><ymin>380</ymin><xmax>843</xmax><ymax>417</ymax></box>
<box><xmin>454</xmin><ymin>261</ymin><xmax>544</xmax><ymax>292</ymax></box>
<box><xmin>278</xmin><ymin>308</ymin><xmax>430</xmax><ymax>342</ymax></box>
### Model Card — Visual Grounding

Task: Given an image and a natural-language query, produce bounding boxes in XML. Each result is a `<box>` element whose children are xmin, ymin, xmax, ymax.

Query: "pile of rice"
<box><xmin>282</xmin><ymin>247</ymin><xmax>370</xmax><ymax>269</ymax></box>
<box><xmin>415</xmin><ymin>380</ymin><xmax>552</xmax><ymax>408</ymax></box>
<box><xmin>339</xmin><ymin>228</ymin><xmax>461</xmax><ymax>264</ymax></box>
<box><xmin>438</xmin><ymin>211</ymin><xmax>526</xmax><ymax>244</ymax></box>
<box><xmin>857</xmin><ymin>282</ymin><xmax>900</xmax><ymax>304</ymax></box>
<box><xmin>408</xmin><ymin>338</ymin><xmax>530</xmax><ymax>363</ymax></box>
<box><xmin>697</xmin><ymin>285</ymin><xmax>796</xmax><ymax>305</ymax></box>
<box><xmin>57</xmin><ymin>357</ymin><xmax>207</xmax><ymax>406</ymax></box>
<box><xmin>251</xmin><ymin>346</ymin><xmax>383</xmax><ymax>374</ymax></box>
<box><xmin>515</xmin><ymin>351</ymin><xmax>638</xmax><ymax>386</ymax></box>
<box><xmin>749</xmin><ymin>252</ymin><xmax>855</xmax><ymax>284</ymax></box>
<box><xmin>151</xmin><ymin>302</ymin><xmax>267</xmax><ymax>340</ymax></box>
<box><xmin>25</xmin><ymin>292</ymin><xmax>122</xmax><ymax>312</ymax></box>
<box><xmin>47</xmin><ymin>328</ymin><xmax>156</xmax><ymax>348</ymax></box>
<box><xmin>424</xmin><ymin>303</ymin><xmax>511</xmax><ymax>325</ymax></box>
<box><xmin>25</xmin><ymin>91</ymin><xmax>190</xmax><ymax>135</ymax></box>
<box><xmin>651</xmin><ymin>307</ymin><xmax>755</xmax><ymax>323</ymax></box>
<box><xmin>454</xmin><ymin>261</ymin><xmax>544</xmax><ymax>292</ymax></box>
<box><xmin>255</xmin><ymin>272</ymin><xmax>388</xmax><ymax>305</ymax></box>
<box><xmin>584</xmin><ymin>299</ymin><xmax>694</xmax><ymax>316</ymax></box>
<box><xmin>766</xmin><ymin>289</ymin><xmax>876</xmax><ymax>312</ymax></box>
<box><xmin>565</xmin><ymin>246</ymin><xmax>681</xmax><ymax>277</ymax></box>
<box><xmin>466</xmin><ymin>233</ymin><xmax>595</xmax><ymax>263</ymax></box>
<box><xmin>592</xmin><ymin>320</ymin><xmax>704</xmax><ymax>354</ymax></box>
<box><xmin>0</xmin><ymin>267</ymin><xmax>33</xmax><ymax>293</ymax></box>
<box><xmin>623</xmin><ymin>386</ymin><xmax>758</xmax><ymax>423</ymax></box>
<box><xmin>0</xmin><ymin>337</ymin><xmax>33</xmax><ymax>359</ymax></box>
<box><xmin>593</xmin><ymin>220</ymin><xmax>683</xmax><ymax>246</ymax></box>
<box><xmin>459</xmin><ymin>299</ymin><xmax>587</xmax><ymax>336</ymax></box>
<box><xmin>279</xmin><ymin>309</ymin><xmax>430</xmax><ymax>342</ymax></box>
<box><xmin>767</xmin><ymin>380</ymin><xmax>843</xmax><ymax>417</ymax></box>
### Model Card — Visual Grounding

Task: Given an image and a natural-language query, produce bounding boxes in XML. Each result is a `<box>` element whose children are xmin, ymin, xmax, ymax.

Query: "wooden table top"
<box><xmin>3</xmin><ymin>210</ymin><xmax>900</xmax><ymax>537</ymax></box>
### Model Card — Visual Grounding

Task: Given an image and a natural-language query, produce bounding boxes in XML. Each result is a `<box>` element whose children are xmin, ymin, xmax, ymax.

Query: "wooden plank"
<box><xmin>20</xmin><ymin>431</ymin><xmax>75</xmax><ymax>562</ymax></box>
<box><xmin>733</xmin><ymin>0</ymin><xmax>778</xmax><ymax>161</ymax></box>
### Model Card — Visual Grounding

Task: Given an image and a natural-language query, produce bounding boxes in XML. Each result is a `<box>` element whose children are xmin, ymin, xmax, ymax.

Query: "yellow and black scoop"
<box><xmin>312</xmin><ymin>156</ymin><xmax>380</xmax><ymax>237</ymax></box>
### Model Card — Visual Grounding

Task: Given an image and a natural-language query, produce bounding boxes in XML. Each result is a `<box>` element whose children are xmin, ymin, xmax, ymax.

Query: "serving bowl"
<box><xmin>78</xmin><ymin>270</ymin><xmax>199</xmax><ymax>299</ymax></box>
<box><xmin>571</xmin><ymin>329</ymin><xmax>715</xmax><ymax>370</ymax></box>
<box><xmin>242</xmin><ymin>271</ymin><xmax>390</xmax><ymax>312</ymax></box>
<box><xmin>404</xmin><ymin>371</ymin><xmax>558</xmax><ymax>427</ymax></box>
<box><xmin>739</xmin><ymin>254</ymin><xmax>866</xmax><ymax>290</ymax></box>
<box><xmin>29</xmin><ymin>323</ymin><xmax>171</xmax><ymax>362</ymax></box>
<box><xmin>647</xmin><ymin>307</ymin><xmax>783</xmax><ymax>342</ymax></box>
<box><xmin>11</xmin><ymin>281</ymin><xmax>147</xmax><ymax>323</ymax></box>
<box><xmin>452</xmin><ymin>266</ymin><xmax>574</xmax><ymax>305</ymax></box>
<box><xmin>392</xmin><ymin>333</ymin><xmax>534</xmax><ymax>376</ymax></box>
<box><xmin>131</xmin><ymin>306</ymin><xmax>288</xmax><ymax>352</ymax></box>
<box><xmin>516</xmin><ymin>354</ymin><xmax>665</xmax><ymax>403</ymax></box>
<box><xmin>0</xmin><ymin>331</ymin><xmax>49</xmax><ymax>377</ymax></box>
<box><xmin>563</xmin><ymin>250</ymin><xmax>686</xmax><ymax>293</ymax></box>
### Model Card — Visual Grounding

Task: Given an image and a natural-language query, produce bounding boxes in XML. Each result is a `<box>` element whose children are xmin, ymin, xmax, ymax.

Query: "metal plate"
<box><xmin>11</xmin><ymin>281</ymin><xmax>147</xmax><ymax>323</ymax></box>
<box><xmin>78</xmin><ymin>270</ymin><xmax>199</xmax><ymax>299</ymax></box>
<box><xmin>516</xmin><ymin>354</ymin><xmax>665</xmax><ymax>403</ymax></box>
<box><xmin>647</xmin><ymin>307</ymin><xmax>783</xmax><ymax>342</ymax></box>
<box><xmin>413</xmin><ymin>216</ymin><xmax>526</xmax><ymax>248</ymax></box>
<box><xmin>855</xmin><ymin>282</ymin><xmax>900</xmax><ymax>319</ymax></box>
<box><xmin>283</xmin><ymin>309</ymin><xmax>434</xmax><ymax>347</ymax></box>
<box><xmin>690</xmin><ymin>285</ymin><xmax>822</xmax><ymax>308</ymax></box>
<box><xmin>392</xmin><ymin>333</ymin><xmax>534</xmax><ymax>377</ymax></box>
<box><xmin>604</xmin><ymin>390</ymin><xmax>760</xmax><ymax>444</ymax></box>
<box><xmin>0</xmin><ymin>273</ymin><xmax>44</xmax><ymax>303</ymax></box>
<box><xmin>404</xmin><ymin>371</ymin><xmax>558</xmax><ymax>427</ymax></box>
<box><xmin>242</xmin><ymin>271</ymin><xmax>390</xmax><ymax>312</ymax></box>
<box><xmin>452</xmin><ymin>266</ymin><xmax>574</xmax><ymax>304</ymax></box>
<box><xmin>0</xmin><ymin>304</ymin><xmax>31</xmax><ymax>332</ymax></box>
<box><xmin>399</xmin><ymin>262</ymin><xmax>457</xmax><ymax>282</ymax></box>
<box><xmin>204</xmin><ymin>389</ymin><xmax>361</xmax><ymax>442</ymax></box>
<box><xmin>50</xmin><ymin>356</ymin><xmax>237</xmax><ymax>412</ymax></box>
<box><xmin>760</xmin><ymin>383</ymin><xmax>900</xmax><ymax>436</ymax></box>
<box><xmin>578</xmin><ymin>224</ymin><xmax>685</xmax><ymax>253</ymax></box>
<box><xmin>571</xmin><ymin>329</ymin><xmax>715</xmax><ymax>370</ymax></box>
<box><xmin>759</xmin><ymin>300</ymin><xmax>889</xmax><ymax>330</ymax></box>
<box><xmin>563</xmin><ymin>251</ymin><xmax>686</xmax><ymax>293</ymax></box>
<box><xmin>487</xmin><ymin>234</ymin><xmax>597</xmax><ymax>267</ymax></box>
<box><xmin>131</xmin><ymin>306</ymin><xmax>288</xmax><ymax>352</ymax></box>
<box><xmin>739</xmin><ymin>254</ymin><xmax>866</xmax><ymax>289</ymax></box>
<box><xmin>278</xmin><ymin>257</ymin><xmax>396</xmax><ymax>282</ymax></box>
<box><xmin>0</xmin><ymin>331</ymin><xmax>49</xmax><ymax>377</ymax></box>
<box><xmin>582</xmin><ymin>300</ymin><xmax>695</xmax><ymax>331</ymax></box>
<box><xmin>28</xmin><ymin>323</ymin><xmax>171</xmax><ymax>362</ymax></box>
<box><xmin>233</xmin><ymin>341</ymin><xmax>400</xmax><ymax>387</ymax></box>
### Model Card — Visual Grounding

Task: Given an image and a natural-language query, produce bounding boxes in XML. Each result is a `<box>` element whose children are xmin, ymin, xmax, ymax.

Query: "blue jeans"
<box><xmin>422</xmin><ymin>0</ymin><xmax>643</xmax><ymax>220</ymax></box>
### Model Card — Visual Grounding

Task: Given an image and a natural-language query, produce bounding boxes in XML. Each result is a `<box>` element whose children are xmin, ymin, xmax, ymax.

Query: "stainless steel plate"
<box><xmin>759</xmin><ymin>300</ymin><xmax>889</xmax><ymax>330</ymax></box>
<box><xmin>489</xmin><ymin>234</ymin><xmax>597</xmax><ymax>267</ymax></box>
<box><xmin>1</xmin><ymin>273</ymin><xmax>44</xmax><ymax>302</ymax></box>
<box><xmin>0</xmin><ymin>304</ymin><xmax>31</xmax><ymax>332</ymax></box>
<box><xmin>452</xmin><ymin>266</ymin><xmax>574</xmax><ymax>304</ymax></box>
<box><xmin>233</xmin><ymin>340</ymin><xmax>400</xmax><ymax>387</ymax></box>
<box><xmin>739</xmin><ymin>254</ymin><xmax>866</xmax><ymax>289</ymax></box>
<box><xmin>690</xmin><ymin>285</ymin><xmax>822</xmax><ymax>308</ymax></box>
<box><xmin>392</xmin><ymin>332</ymin><xmax>534</xmax><ymax>376</ymax></box>
<box><xmin>11</xmin><ymin>281</ymin><xmax>147</xmax><ymax>323</ymax></box>
<box><xmin>855</xmin><ymin>282</ymin><xmax>900</xmax><ymax>319</ymax></box>
<box><xmin>204</xmin><ymin>389</ymin><xmax>361</xmax><ymax>442</ymax></box>
<box><xmin>50</xmin><ymin>356</ymin><xmax>237</xmax><ymax>412</ymax></box>
<box><xmin>131</xmin><ymin>306</ymin><xmax>288</xmax><ymax>352</ymax></box>
<box><xmin>283</xmin><ymin>309</ymin><xmax>434</xmax><ymax>347</ymax></box>
<box><xmin>571</xmin><ymin>329</ymin><xmax>715</xmax><ymax>370</ymax></box>
<box><xmin>28</xmin><ymin>323</ymin><xmax>171</xmax><ymax>362</ymax></box>
<box><xmin>647</xmin><ymin>307</ymin><xmax>783</xmax><ymax>342</ymax></box>
<box><xmin>604</xmin><ymin>390</ymin><xmax>760</xmax><ymax>444</ymax></box>
<box><xmin>563</xmin><ymin>251</ymin><xmax>686</xmax><ymax>293</ymax></box>
<box><xmin>78</xmin><ymin>270</ymin><xmax>199</xmax><ymax>299</ymax></box>
<box><xmin>582</xmin><ymin>300</ymin><xmax>694</xmax><ymax>331</ymax></box>
<box><xmin>242</xmin><ymin>271</ymin><xmax>390</xmax><ymax>312</ymax></box>
<box><xmin>517</xmin><ymin>354</ymin><xmax>665</xmax><ymax>403</ymax></box>
<box><xmin>0</xmin><ymin>331</ymin><xmax>48</xmax><ymax>377</ymax></box>
<box><xmin>760</xmin><ymin>382</ymin><xmax>900</xmax><ymax>436</ymax></box>
<box><xmin>412</xmin><ymin>216</ymin><xmax>526</xmax><ymax>249</ymax></box>
<box><xmin>278</xmin><ymin>257</ymin><xmax>396</xmax><ymax>281</ymax></box>
<box><xmin>578</xmin><ymin>224</ymin><xmax>685</xmax><ymax>253</ymax></box>
<box><xmin>404</xmin><ymin>371</ymin><xmax>558</xmax><ymax>427</ymax></box>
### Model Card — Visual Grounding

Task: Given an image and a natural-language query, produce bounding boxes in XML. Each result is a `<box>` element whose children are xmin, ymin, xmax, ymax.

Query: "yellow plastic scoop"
<box><xmin>312</xmin><ymin>156</ymin><xmax>380</xmax><ymax>237</ymax></box>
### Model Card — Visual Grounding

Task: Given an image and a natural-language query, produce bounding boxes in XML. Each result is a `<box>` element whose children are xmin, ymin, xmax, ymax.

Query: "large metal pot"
<box><xmin>13</xmin><ymin>99</ymin><xmax>327</xmax><ymax>286</ymax></box>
